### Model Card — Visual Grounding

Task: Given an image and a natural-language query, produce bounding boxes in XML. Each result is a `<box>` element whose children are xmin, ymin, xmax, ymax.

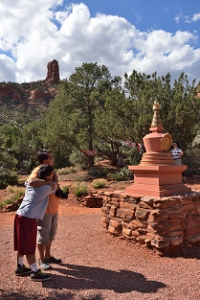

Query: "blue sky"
<box><xmin>0</xmin><ymin>0</ymin><xmax>200</xmax><ymax>83</ymax></box>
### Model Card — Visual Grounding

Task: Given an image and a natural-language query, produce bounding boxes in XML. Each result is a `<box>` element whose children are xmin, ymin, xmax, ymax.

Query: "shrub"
<box><xmin>62</xmin><ymin>185</ymin><xmax>69</xmax><ymax>194</ymax></box>
<box><xmin>182</xmin><ymin>148</ymin><xmax>200</xmax><ymax>176</ymax></box>
<box><xmin>0</xmin><ymin>170</ymin><xmax>19</xmax><ymax>188</ymax></box>
<box><xmin>57</xmin><ymin>167</ymin><xmax>77</xmax><ymax>175</ymax></box>
<box><xmin>121</xmin><ymin>144</ymin><xmax>142</xmax><ymax>166</ymax></box>
<box><xmin>69</xmin><ymin>151</ymin><xmax>88</xmax><ymax>170</ymax></box>
<box><xmin>17</xmin><ymin>159</ymin><xmax>32</xmax><ymax>174</ymax></box>
<box><xmin>88</xmin><ymin>167</ymin><xmax>108</xmax><ymax>178</ymax></box>
<box><xmin>108</xmin><ymin>166</ymin><xmax>134</xmax><ymax>181</ymax></box>
<box><xmin>73</xmin><ymin>183</ymin><xmax>88</xmax><ymax>197</ymax></box>
<box><xmin>0</xmin><ymin>186</ymin><xmax>25</xmax><ymax>208</ymax></box>
<box><xmin>91</xmin><ymin>178</ymin><xmax>107</xmax><ymax>189</ymax></box>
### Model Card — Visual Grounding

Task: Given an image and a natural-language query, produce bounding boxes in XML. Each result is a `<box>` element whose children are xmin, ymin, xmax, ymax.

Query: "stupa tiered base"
<box><xmin>140</xmin><ymin>152</ymin><xmax>174</xmax><ymax>166</ymax></box>
<box><xmin>125</xmin><ymin>165</ymin><xmax>191</xmax><ymax>197</ymax></box>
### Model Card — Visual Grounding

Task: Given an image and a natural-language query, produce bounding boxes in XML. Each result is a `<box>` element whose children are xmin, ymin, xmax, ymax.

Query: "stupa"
<box><xmin>125</xmin><ymin>100</ymin><xmax>191</xmax><ymax>197</ymax></box>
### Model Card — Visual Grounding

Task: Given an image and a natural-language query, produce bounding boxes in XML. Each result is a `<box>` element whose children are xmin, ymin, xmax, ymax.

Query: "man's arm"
<box><xmin>28</xmin><ymin>167</ymin><xmax>58</xmax><ymax>189</ymax></box>
<box><xmin>28</xmin><ymin>177</ymin><xmax>55</xmax><ymax>189</ymax></box>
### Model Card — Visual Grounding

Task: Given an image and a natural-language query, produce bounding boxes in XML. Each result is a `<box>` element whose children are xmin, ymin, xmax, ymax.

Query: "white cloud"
<box><xmin>0</xmin><ymin>1</ymin><xmax>200</xmax><ymax>83</ymax></box>
<box><xmin>185</xmin><ymin>13</ymin><xmax>200</xmax><ymax>23</ymax></box>
<box><xmin>0</xmin><ymin>55</ymin><xmax>17</xmax><ymax>82</ymax></box>
<box><xmin>192</xmin><ymin>13</ymin><xmax>200</xmax><ymax>22</ymax></box>
<box><xmin>174</xmin><ymin>12</ymin><xmax>182</xmax><ymax>24</ymax></box>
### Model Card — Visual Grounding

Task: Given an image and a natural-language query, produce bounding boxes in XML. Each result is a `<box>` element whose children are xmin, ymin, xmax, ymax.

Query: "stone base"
<box><xmin>126</xmin><ymin>165</ymin><xmax>191</xmax><ymax>197</ymax></box>
<box><xmin>101</xmin><ymin>191</ymin><xmax>200</xmax><ymax>252</ymax></box>
<box><xmin>125</xmin><ymin>183</ymin><xmax>191</xmax><ymax>197</ymax></box>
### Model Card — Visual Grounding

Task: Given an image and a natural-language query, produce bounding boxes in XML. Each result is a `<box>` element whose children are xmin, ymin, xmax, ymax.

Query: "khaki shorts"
<box><xmin>37</xmin><ymin>214</ymin><xmax>58</xmax><ymax>245</ymax></box>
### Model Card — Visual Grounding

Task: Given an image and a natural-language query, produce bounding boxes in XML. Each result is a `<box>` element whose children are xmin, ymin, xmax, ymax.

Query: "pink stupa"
<box><xmin>125</xmin><ymin>101</ymin><xmax>191</xmax><ymax>197</ymax></box>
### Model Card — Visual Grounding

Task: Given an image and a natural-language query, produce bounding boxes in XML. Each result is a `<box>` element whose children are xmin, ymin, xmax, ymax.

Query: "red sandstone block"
<box><xmin>139</xmin><ymin>201</ymin><xmax>153</xmax><ymax>209</ymax></box>
<box><xmin>169</xmin><ymin>235</ymin><xmax>183</xmax><ymax>246</ymax></box>
<box><xmin>128</xmin><ymin>219</ymin><xmax>145</xmax><ymax>229</ymax></box>
<box><xmin>135</xmin><ymin>208</ymin><xmax>151</xmax><ymax>220</ymax></box>
<box><xmin>122</xmin><ymin>227</ymin><xmax>132</xmax><ymax>237</ymax></box>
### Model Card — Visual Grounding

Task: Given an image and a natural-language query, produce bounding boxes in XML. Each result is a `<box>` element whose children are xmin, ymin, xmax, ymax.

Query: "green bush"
<box><xmin>69</xmin><ymin>151</ymin><xmax>88</xmax><ymax>170</ymax></box>
<box><xmin>73</xmin><ymin>183</ymin><xmax>88</xmax><ymax>197</ymax></box>
<box><xmin>121</xmin><ymin>145</ymin><xmax>142</xmax><ymax>166</ymax></box>
<box><xmin>0</xmin><ymin>170</ymin><xmax>19</xmax><ymax>188</ymax></box>
<box><xmin>62</xmin><ymin>185</ymin><xmax>69</xmax><ymax>194</ymax></box>
<box><xmin>88</xmin><ymin>167</ymin><xmax>108</xmax><ymax>178</ymax></box>
<box><xmin>108</xmin><ymin>166</ymin><xmax>134</xmax><ymax>181</ymax></box>
<box><xmin>17</xmin><ymin>159</ymin><xmax>32</xmax><ymax>174</ymax></box>
<box><xmin>182</xmin><ymin>148</ymin><xmax>200</xmax><ymax>176</ymax></box>
<box><xmin>91</xmin><ymin>178</ymin><xmax>107</xmax><ymax>189</ymax></box>
<box><xmin>0</xmin><ymin>186</ymin><xmax>25</xmax><ymax>208</ymax></box>
<box><xmin>57</xmin><ymin>167</ymin><xmax>77</xmax><ymax>175</ymax></box>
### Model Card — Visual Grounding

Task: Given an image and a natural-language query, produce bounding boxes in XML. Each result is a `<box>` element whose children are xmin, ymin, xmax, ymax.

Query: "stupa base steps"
<box><xmin>126</xmin><ymin>165</ymin><xmax>189</xmax><ymax>197</ymax></box>
<box><xmin>125</xmin><ymin>183</ymin><xmax>191</xmax><ymax>197</ymax></box>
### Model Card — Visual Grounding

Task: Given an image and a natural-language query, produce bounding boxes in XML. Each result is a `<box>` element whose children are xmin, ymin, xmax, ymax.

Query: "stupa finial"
<box><xmin>151</xmin><ymin>100</ymin><xmax>163</xmax><ymax>129</ymax></box>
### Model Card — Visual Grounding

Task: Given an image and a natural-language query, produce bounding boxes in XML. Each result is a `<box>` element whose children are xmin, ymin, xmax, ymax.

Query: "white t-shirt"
<box><xmin>17</xmin><ymin>184</ymin><xmax>55</xmax><ymax>220</ymax></box>
<box><xmin>171</xmin><ymin>148</ymin><xmax>182</xmax><ymax>160</ymax></box>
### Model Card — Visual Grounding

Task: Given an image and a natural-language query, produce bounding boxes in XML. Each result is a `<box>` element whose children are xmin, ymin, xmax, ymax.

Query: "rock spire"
<box><xmin>46</xmin><ymin>59</ymin><xmax>60</xmax><ymax>84</ymax></box>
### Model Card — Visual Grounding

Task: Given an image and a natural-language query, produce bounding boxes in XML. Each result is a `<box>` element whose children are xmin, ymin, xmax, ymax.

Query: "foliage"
<box><xmin>88</xmin><ymin>167</ymin><xmax>108</xmax><ymax>178</ymax></box>
<box><xmin>123</xmin><ymin>71</ymin><xmax>200</xmax><ymax>151</ymax></box>
<box><xmin>73</xmin><ymin>183</ymin><xmax>88</xmax><ymax>197</ymax></box>
<box><xmin>91</xmin><ymin>178</ymin><xmax>107</xmax><ymax>189</ymax></box>
<box><xmin>120</xmin><ymin>144</ymin><xmax>142</xmax><ymax>166</ymax></box>
<box><xmin>182</xmin><ymin>147</ymin><xmax>200</xmax><ymax>176</ymax></box>
<box><xmin>0</xmin><ymin>123</ymin><xmax>40</xmax><ymax>174</ymax></box>
<box><xmin>61</xmin><ymin>185</ymin><xmax>69</xmax><ymax>194</ymax></box>
<box><xmin>69</xmin><ymin>151</ymin><xmax>88</xmax><ymax>170</ymax></box>
<box><xmin>0</xmin><ymin>186</ymin><xmax>24</xmax><ymax>207</ymax></box>
<box><xmin>1</xmin><ymin>67</ymin><xmax>200</xmax><ymax>174</ymax></box>
<box><xmin>0</xmin><ymin>170</ymin><xmax>18</xmax><ymax>188</ymax></box>
<box><xmin>108</xmin><ymin>166</ymin><xmax>134</xmax><ymax>181</ymax></box>
<box><xmin>56</xmin><ymin>166</ymin><xmax>77</xmax><ymax>175</ymax></box>
<box><xmin>94</xmin><ymin>89</ymin><xmax>125</xmax><ymax>165</ymax></box>
<box><xmin>39</xmin><ymin>62</ymin><xmax>122</xmax><ymax>168</ymax></box>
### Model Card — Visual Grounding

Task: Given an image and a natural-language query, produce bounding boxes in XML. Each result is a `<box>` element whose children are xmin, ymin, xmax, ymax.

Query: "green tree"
<box><xmin>123</xmin><ymin>71</ymin><xmax>200</xmax><ymax>150</ymax></box>
<box><xmin>94</xmin><ymin>88</ymin><xmax>126</xmax><ymax>165</ymax></box>
<box><xmin>39</xmin><ymin>62</ymin><xmax>121</xmax><ymax>168</ymax></box>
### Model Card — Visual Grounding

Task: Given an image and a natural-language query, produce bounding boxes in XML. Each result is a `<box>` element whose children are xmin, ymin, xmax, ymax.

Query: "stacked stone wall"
<box><xmin>101</xmin><ymin>191</ymin><xmax>200</xmax><ymax>250</ymax></box>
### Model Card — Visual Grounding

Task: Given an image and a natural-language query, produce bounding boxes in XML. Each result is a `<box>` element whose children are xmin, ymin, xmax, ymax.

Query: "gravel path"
<box><xmin>0</xmin><ymin>202</ymin><xmax>200</xmax><ymax>300</ymax></box>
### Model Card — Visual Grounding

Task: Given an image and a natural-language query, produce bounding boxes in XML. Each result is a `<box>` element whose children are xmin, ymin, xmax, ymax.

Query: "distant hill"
<box><xmin>0</xmin><ymin>80</ymin><xmax>59</xmax><ymax>126</ymax></box>
<box><xmin>0</xmin><ymin>59</ymin><xmax>61</xmax><ymax>127</ymax></box>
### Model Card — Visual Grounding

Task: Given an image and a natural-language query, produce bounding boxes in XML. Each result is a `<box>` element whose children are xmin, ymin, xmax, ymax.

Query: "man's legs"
<box><xmin>37</xmin><ymin>244</ymin><xmax>46</xmax><ymax>262</ymax></box>
<box><xmin>14</xmin><ymin>215</ymin><xmax>36</xmax><ymax>275</ymax></box>
<box><xmin>14</xmin><ymin>215</ymin><xmax>52</xmax><ymax>281</ymax></box>
<box><xmin>37</xmin><ymin>215</ymin><xmax>52</xmax><ymax>269</ymax></box>
<box><xmin>44</xmin><ymin>241</ymin><xmax>52</xmax><ymax>259</ymax></box>
<box><xmin>44</xmin><ymin>214</ymin><xmax>61</xmax><ymax>264</ymax></box>
<box><xmin>26</xmin><ymin>254</ymin><xmax>36</xmax><ymax>267</ymax></box>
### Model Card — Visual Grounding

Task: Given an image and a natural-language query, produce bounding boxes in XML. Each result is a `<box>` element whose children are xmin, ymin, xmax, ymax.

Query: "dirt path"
<box><xmin>1</xmin><ymin>196</ymin><xmax>200</xmax><ymax>300</ymax></box>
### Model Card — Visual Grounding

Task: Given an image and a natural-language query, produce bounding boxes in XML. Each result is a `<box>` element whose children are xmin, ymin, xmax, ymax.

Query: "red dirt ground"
<box><xmin>0</xmin><ymin>168</ymin><xmax>200</xmax><ymax>299</ymax></box>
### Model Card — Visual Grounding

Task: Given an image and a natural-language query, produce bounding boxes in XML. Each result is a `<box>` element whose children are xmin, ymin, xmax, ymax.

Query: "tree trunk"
<box><xmin>88</xmin><ymin>155</ymin><xmax>94</xmax><ymax>168</ymax></box>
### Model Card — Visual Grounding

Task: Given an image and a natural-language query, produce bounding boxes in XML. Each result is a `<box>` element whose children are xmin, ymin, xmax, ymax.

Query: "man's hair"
<box><xmin>37</xmin><ymin>149</ymin><xmax>52</xmax><ymax>164</ymax></box>
<box><xmin>38</xmin><ymin>164</ymin><xmax>54</xmax><ymax>179</ymax></box>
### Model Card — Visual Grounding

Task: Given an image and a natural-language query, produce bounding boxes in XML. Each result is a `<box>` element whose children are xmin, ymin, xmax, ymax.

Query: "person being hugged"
<box><xmin>14</xmin><ymin>164</ymin><xmax>56</xmax><ymax>281</ymax></box>
<box><xmin>28</xmin><ymin>149</ymin><xmax>62</xmax><ymax>271</ymax></box>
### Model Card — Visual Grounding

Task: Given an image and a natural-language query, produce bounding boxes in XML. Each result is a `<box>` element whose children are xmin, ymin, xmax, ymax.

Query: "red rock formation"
<box><xmin>46</xmin><ymin>59</ymin><xmax>60</xmax><ymax>84</ymax></box>
<box><xmin>0</xmin><ymin>85</ymin><xmax>21</xmax><ymax>103</ymax></box>
<box><xmin>29</xmin><ymin>89</ymin><xmax>53</xmax><ymax>101</ymax></box>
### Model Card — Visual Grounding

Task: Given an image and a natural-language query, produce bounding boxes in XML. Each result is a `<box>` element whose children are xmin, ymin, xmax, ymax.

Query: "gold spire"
<box><xmin>151</xmin><ymin>100</ymin><xmax>163</xmax><ymax>128</ymax></box>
